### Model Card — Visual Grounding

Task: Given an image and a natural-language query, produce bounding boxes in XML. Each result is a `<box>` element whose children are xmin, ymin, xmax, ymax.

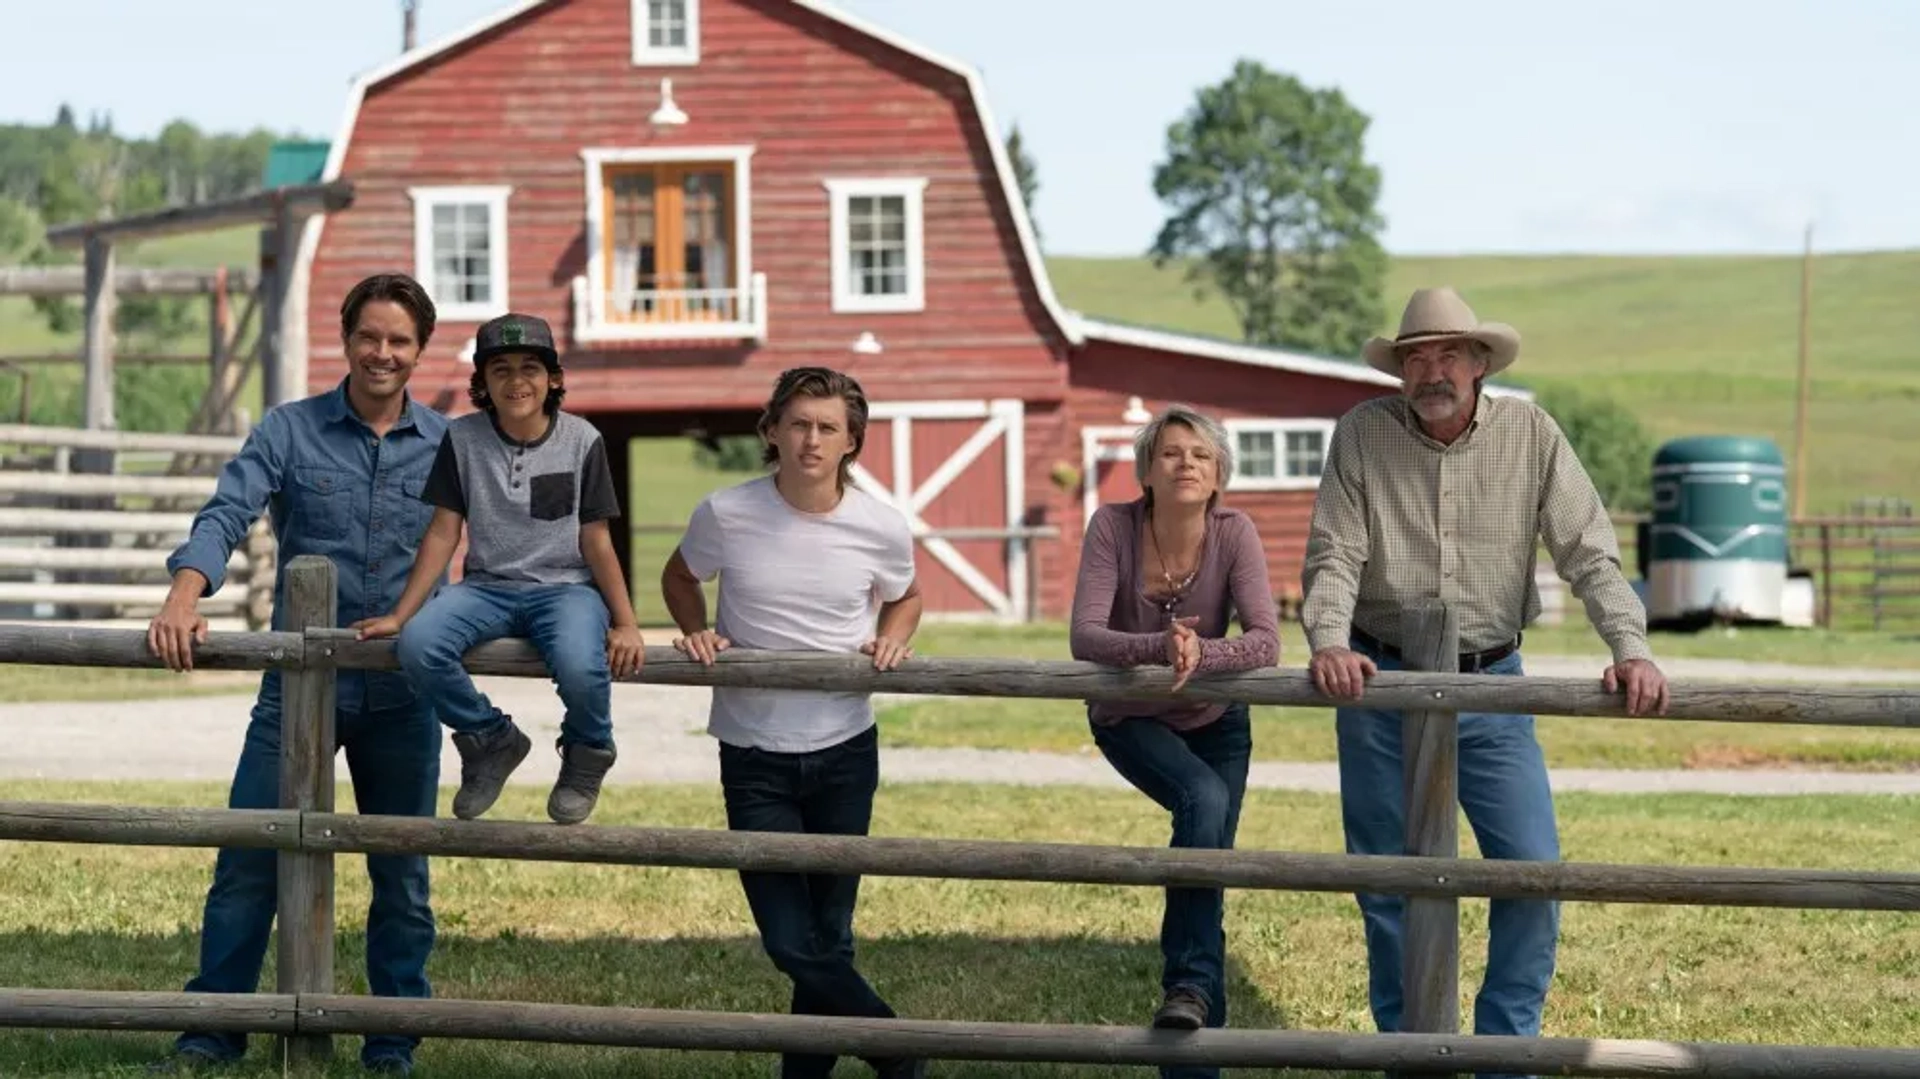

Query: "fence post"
<box><xmin>278</xmin><ymin>555</ymin><xmax>336</xmax><ymax>1065</ymax></box>
<box><xmin>1400</xmin><ymin>599</ymin><xmax>1461</xmax><ymax>1065</ymax></box>
<box><xmin>1819</xmin><ymin>523</ymin><xmax>1833</xmax><ymax>629</ymax></box>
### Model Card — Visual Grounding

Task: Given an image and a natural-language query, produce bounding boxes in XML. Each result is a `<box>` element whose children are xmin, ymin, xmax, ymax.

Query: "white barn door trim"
<box><xmin>850</xmin><ymin>398</ymin><xmax>1027</xmax><ymax>621</ymax></box>
<box><xmin>1081</xmin><ymin>423</ymin><xmax>1143</xmax><ymax>524</ymax></box>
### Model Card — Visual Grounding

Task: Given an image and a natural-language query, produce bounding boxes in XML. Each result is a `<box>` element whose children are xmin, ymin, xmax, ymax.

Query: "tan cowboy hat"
<box><xmin>1363</xmin><ymin>287</ymin><xmax>1521</xmax><ymax>377</ymax></box>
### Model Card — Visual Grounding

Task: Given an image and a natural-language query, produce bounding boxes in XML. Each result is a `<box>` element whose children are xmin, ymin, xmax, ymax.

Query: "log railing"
<box><xmin>0</xmin><ymin>554</ymin><xmax>1917</xmax><ymax>1076</ymax></box>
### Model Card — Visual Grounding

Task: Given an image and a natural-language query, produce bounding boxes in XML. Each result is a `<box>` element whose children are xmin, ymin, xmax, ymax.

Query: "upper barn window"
<box><xmin>633</xmin><ymin>0</ymin><xmax>700</xmax><ymax>65</ymax></box>
<box><xmin>407</xmin><ymin>186</ymin><xmax>511</xmax><ymax>322</ymax></box>
<box><xmin>824</xmin><ymin>178</ymin><xmax>928</xmax><ymax>314</ymax></box>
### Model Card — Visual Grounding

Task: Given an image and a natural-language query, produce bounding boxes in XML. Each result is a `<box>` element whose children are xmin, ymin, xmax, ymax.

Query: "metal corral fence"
<box><xmin>2</xmin><ymin>555</ymin><xmax>1919</xmax><ymax>1076</ymax></box>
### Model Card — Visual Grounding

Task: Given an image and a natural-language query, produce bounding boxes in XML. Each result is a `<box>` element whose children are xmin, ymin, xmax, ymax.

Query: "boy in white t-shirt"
<box><xmin>661</xmin><ymin>366</ymin><xmax>924</xmax><ymax>1079</ymax></box>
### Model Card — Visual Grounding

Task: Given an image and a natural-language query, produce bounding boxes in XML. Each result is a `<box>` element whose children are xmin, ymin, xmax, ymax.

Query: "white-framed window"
<box><xmin>407</xmin><ymin>186</ymin><xmax>511</xmax><ymax>321</ymax></box>
<box><xmin>824</xmin><ymin>177</ymin><xmax>927</xmax><ymax>314</ymax></box>
<box><xmin>1226</xmin><ymin>419</ymin><xmax>1335</xmax><ymax>490</ymax></box>
<box><xmin>632</xmin><ymin>0</ymin><xmax>699</xmax><ymax>65</ymax></box>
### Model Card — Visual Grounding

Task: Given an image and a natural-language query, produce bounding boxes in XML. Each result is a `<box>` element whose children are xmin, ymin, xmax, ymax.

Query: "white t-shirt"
<box><xmin>677</xmin><ymin>475</ymin><xmax>917</xmax><ymax>752</ymax></box>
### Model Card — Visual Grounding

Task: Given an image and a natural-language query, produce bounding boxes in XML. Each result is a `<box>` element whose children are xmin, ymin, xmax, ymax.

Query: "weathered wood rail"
<box><xmin>0</xmin><ymin>554</ymin><xmax>1914</xmax><ymax>1076</ymax></box>
<box><xmin>5</xmin><ymin>988</ymin><xmax>1919</xmax><ymax>1078</ymax></box>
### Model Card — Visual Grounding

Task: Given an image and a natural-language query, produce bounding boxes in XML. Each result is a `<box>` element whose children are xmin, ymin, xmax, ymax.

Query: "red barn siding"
<box><xmin>307</xmin><ymin>0</ymin><xmax>1066</xmax><ymax>414</ymax></box>
<box><xmin>857</xmin><ymin>414</ymin><xmax>1012</xmax><ymax>616</ymax></box>
<box><xmin>1028</xmin><ymin>342</ymin><xmax>1397</xmax><ymax>620</ymax></box>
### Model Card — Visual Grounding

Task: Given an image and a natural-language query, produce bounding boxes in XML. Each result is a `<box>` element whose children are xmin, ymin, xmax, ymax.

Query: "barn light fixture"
<box><xmin>650</xmin><ymin>78</ymin><xmax>689</xmax><ymax>126</ymax></box>
<box><xmin>1122</xmin><ymin>395</ymin><xmax>1151</xmax><ymax>424</ymax></box>
<box><xmin>850</xmin><ymin>331</ymin><xmax>884</xmax><ymax>355</ymax></box>
<box><xmin>457</xmin><ymin>337</ymin><xmax>476</xmax><ymax>365</ymax></box>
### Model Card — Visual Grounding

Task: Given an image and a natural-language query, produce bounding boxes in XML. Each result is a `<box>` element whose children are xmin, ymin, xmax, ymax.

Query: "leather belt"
<box><xmin>1351</xmin><ymin>627</ymin><xmax>1521</xmax><ymax>673</ymax></box>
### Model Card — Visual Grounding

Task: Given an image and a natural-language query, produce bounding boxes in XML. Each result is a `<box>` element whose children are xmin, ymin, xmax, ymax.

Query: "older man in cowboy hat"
<box><xmin>1301</xmin><ymin>287</ymin><xmax>1666</xmax><ymax>1075</ymax></box>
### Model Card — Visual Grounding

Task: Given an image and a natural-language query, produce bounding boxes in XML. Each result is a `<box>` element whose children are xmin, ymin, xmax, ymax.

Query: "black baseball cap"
<box><xmin>472</xmin><ymin>312</ymin><xmax>559</xmax><ymax>368</ymax></box>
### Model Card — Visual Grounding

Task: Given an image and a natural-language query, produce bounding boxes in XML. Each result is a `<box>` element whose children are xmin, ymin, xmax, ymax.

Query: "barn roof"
<box><xmin>1072</xmin><ymin>316</ymin><xmax>1534</xmax><ymax>398</ymax></box>
<box><xmin>305</xmin><ymin>0</ymin><xmax>1523</xmax><ymax>399</ymax></box>
<box><xmin>307</xmin><ymin>0</ymin><xmax>1080</xmax><ymax>344</ymax></box>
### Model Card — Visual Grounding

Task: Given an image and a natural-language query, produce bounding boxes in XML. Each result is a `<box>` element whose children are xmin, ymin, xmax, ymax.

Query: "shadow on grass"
<box><xmin>0</xmin><ymin>929</ymin><xmax>1373</xmax><ymax>1078</ymax></box>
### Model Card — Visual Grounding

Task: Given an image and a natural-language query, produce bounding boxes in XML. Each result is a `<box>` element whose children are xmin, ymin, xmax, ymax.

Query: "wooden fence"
<box><xmin>0</xmin><ymin>424</ymin><xmax>270</xmax><ymax>625</ymax></box>
<box><xmin>1</xmin><ymin>554</ymin><xmax>1918</xmax><ymax>1076</ymax></box>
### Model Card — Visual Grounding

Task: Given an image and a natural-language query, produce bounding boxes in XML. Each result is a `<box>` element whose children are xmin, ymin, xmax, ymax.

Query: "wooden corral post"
<box><xmin>60</xmin><ymin>236</ymin><xmax>121</xmax><ymax>617</ymax></box>
<box><xmin>261</xmin><ymin>198</ymin><xmax>309</xmax><ymax>412</ymax></box>
<box><xmin>1399</xmin><ymin>599</ymin><xmax>1461</xmax><ymax>1065</ymax></box>
<box><xmin>277</xmin><ymin>555</ymin><xmax>336</xmax><ymax>1066</ymax></box>
<box><xmin>257</xmin><ymin>224</ymin><xmax>282</xmax><ymax>412</ymax></box>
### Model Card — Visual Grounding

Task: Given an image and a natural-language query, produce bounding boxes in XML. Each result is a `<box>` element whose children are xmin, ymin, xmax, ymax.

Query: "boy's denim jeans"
<box><xmin>176</xmin><ymin>675</ymin><xmax>438</xmax><ymax>1067</ymax></box>
<box><xmin>1336</xmin><ymin>640</ymin><xmax>1559</xmax><ymax>1079</ymax></box>
<box><xmin>719</xmin><ymin>726</ymin><xmax>912</xmax><ymax>1079</ymax></box>
<box><xmin>397</xmin><ymin>581</ymin><xmax>615</xmax><ymax>749</ymax></box>
<box><xmin>1090</xmin><ymin>703</ymin><xmax>1252</xmax><ymax>1079</ymax></box>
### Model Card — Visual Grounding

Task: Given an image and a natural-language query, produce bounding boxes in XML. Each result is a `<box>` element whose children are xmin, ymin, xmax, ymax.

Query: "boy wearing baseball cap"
<box><xmin>355</xmin><ymin>312</ymin><xmax>644</xmax><ymax>825</ymax></box>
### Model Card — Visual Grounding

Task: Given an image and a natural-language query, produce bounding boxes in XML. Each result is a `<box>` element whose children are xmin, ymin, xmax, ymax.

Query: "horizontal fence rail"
<box><xmin>4</xmin><ymin>989</ymin><xmax>1918</xmax><ymax>1078</ymax></box>
<box><xmin>0</xmin><ymin>623</ymin><xmax>1913</xmax><ymax>728</ymax></box>
<box><xmin>5</xmin><ymin>802</ymin><xmax>1920</xmax><ymax>912</ymax></box>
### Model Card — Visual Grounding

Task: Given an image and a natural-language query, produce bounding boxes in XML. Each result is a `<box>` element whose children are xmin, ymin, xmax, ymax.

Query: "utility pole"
<box><xmin>1791</xmin><ymin>222</ymin><xmax>1813</xmax><ymax>519</ymax></box>
<box><xmin>402</xmin><ymin>0</ymin><xmax>420</xmax><ymax>52</ymax></box>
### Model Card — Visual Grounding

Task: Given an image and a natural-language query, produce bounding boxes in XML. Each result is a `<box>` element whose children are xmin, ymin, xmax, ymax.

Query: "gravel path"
<box><xmin>3</xmin><ymin>654</ymin><xmax>1914</xmax><ymax>796</ymax></box>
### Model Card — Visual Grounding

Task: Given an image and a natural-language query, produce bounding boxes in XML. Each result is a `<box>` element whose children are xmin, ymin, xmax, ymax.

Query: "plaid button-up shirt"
<box><xmin>1302</xmin><ymin>392</ymin><xmax>1652</xmax><ymax>663</ymax></box>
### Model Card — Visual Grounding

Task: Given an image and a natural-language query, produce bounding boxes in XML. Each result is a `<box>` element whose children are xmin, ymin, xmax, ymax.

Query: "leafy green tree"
<box><xmin>1006</xmin><ymin>124</ymin><xmax>1040</xmax><ymax>245</ymax></box>
<box><xmin>1150</xmin><ymin>59</ymin><xmax>1386</xmax><ymax>355</ymax></box>
<box><xmin>1535</xmin><ymin>383</ymin><xmax>1654</xmax><ymax>512</ymax></box>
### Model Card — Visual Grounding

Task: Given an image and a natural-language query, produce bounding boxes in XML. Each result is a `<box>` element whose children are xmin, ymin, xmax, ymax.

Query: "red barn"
<box><xmin>298</xmin><ymin>0</ymin><xmax>1521</xmax><ymax>619</ymax></box>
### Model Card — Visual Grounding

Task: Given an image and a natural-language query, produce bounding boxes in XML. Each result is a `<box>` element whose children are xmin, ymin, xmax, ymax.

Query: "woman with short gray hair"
<box><xmin>1069</xmin><ymin>403</ymin><xmax>1280</xmax><ymax>1065</ymax></box>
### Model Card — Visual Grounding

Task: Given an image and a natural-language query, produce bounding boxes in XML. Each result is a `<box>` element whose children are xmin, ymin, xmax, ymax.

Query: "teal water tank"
<box><xmin>1647</xmin><ymin>436</ymin><xmax>1789</xmax><ymax>623</ymax></box>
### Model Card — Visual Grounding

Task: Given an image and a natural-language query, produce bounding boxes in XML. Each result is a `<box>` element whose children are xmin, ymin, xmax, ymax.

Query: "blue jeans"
<box><xmin>1335</xmin><ymin>642</ymin><xmax>1558</xmax><ymax>1079</ymax></box>
<box><xmin>177</xmin><ymin>673</ymin><xmax>439</xmax><ymax>1067</ymax></box>
<box><xmin>397</xmin><ymin>581</ymin><xmax>614</xmax><ymax>749</ymax></box>
<box><xmin>1091</xmin><ymin>704</ymin><xmax>1252</xmax><ymax>1079</ymax></box>
<box><xmin>719</xmin><ymin>726</ymin><xmax>905</xmax><ymax>1079</ymax></box>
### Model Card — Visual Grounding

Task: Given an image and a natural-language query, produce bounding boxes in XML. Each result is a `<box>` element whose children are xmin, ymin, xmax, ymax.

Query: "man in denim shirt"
<box><xmin>145</xmin><ymin>273</ymin><xmax>449</xmax><ymax>1075</ymax></box>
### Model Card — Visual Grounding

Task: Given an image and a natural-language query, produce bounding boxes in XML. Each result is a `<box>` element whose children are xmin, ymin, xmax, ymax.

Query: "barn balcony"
<box><xmin>570</xmin><ymin>272</ymin><xmax>768</xmax><ymax>344</ymax></box>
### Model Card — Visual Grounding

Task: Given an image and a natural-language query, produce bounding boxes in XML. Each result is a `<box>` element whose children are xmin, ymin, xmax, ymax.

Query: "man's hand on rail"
<box><xmin>672</xmin><ymin>629</ymin><xmax>731</xmax><ymax>666</ymax></box>
<box><xmin>1309</xmin><ymin>646</ymin><xmax>1377</xmax><ymax>702</ymax></box>
<box><xmin>1603</xmin><ymin>658</ymin><xmax>1669</xmax><ymax>716</ymax></box>
<box><xmin>861</xmin><ymin>635</ymin><xmax>914</xmax><ymax>672</ymax></box>
<box><xmin>351</xmin><ymin>614</ymin><xmax>406</xmax><ymax>641</ymax></box>
<box><xmin>147</xmin><ymin>597</ymin><xmax>209</xmax><ymax>673</ymax></box>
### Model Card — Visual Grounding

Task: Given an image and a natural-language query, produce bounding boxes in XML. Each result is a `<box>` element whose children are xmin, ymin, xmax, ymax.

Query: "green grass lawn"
<box><xmin>0</xmin><ymin>780</ymin><xmax>1915</xmax><ymax>1077</ymax></box>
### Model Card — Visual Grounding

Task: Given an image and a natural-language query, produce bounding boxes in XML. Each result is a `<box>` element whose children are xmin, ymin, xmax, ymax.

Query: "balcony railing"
<box><xmin>571</xmin><ymin>272</ymin><xmax>768</xmax><ymax>344</ymax></box>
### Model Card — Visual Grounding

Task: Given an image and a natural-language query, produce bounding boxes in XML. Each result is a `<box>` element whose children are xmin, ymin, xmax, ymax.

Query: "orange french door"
<box><xmin>602</xmin><ymin>163</ymin><xmax>734</xmax><ymax>324</ymax></box>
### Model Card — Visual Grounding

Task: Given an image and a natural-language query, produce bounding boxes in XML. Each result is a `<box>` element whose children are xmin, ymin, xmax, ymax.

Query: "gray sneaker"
<box><xmin>547</xmin><ymin>740</ymin><xmax>617</xmax><ymax>825</ymax></box>
<box><xmin>450</xmin><ymin>719</ymin><xmax>532</xmax><ymax>820</ymax></box>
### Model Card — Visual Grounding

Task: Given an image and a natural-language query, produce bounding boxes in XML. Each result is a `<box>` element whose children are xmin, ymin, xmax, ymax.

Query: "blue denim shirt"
<box><xmin>168</xmin><ymin>380</ymin><xmax>449</xmax><ymax>713</ymax></box>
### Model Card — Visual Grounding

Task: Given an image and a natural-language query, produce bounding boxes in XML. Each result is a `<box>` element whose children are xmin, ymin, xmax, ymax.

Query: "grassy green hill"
<box><xmin>1050</xmin><ymin>252</ymin><xmax>1920</xmax><ymax>515</ymax></box>
<box><xmin>4</xmin><ymin>233</ymin><xmax>1913</xmax><ymax>514</ymax></box>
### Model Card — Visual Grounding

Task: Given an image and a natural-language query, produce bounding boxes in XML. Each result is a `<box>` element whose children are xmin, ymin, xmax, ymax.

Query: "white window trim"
<box><xmin>824</xmin><ymin>177</ymin><xmax>927</xmax><ymax>314</ymax></box>
<box><xmin>576</xmin><ymin>145</ymin><xmax>756</xmax><ymax>340</ymax></box>
<box><xmin>407</xmin><ymin>185</ymin><xmax>511</xmax><ymax>322</ymax></box>
<box><xmin>1225</xmin><ymin>418</ymin><xmax>1336</xmax><ymax>492</ymax></box>
<box><xmin>631</xmin><ymin>0</ymin><xmax>700</xmax><ymax>66</ymax></box>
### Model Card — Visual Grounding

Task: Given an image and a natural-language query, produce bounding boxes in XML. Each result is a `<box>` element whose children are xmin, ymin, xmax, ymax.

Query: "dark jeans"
<box><xmin>719</xmin><ymin>725</ymin><xmax>903</xmax><ymax>1079</ymax></box>
<box><xmin>176</xmin><ymin>675</ymin><xmax>440</xmax><ymax>1067</ymax></box>
<box><xmin>1091</xmin><ymin>704</ymin><xmax>1253</xmax><ymax>1079</ymax></box>
<box><xmin>397</xmin><ymin>580</ymin><xmax>615</xmax><ymax>749</ymax></box>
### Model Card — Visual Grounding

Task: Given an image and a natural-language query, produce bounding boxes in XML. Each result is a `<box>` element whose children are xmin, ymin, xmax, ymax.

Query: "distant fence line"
<box><xmin>0</xmin><ymin>555</ymin><xmax>1916</xmax><ymax>1076</ymax></box>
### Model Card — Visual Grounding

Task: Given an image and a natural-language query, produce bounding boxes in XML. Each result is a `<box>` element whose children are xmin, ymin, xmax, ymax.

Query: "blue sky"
<box><xmin>9</xmin><ymin>0</ymin><xmax>1915</xmax><ymax>256</ymax></box>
